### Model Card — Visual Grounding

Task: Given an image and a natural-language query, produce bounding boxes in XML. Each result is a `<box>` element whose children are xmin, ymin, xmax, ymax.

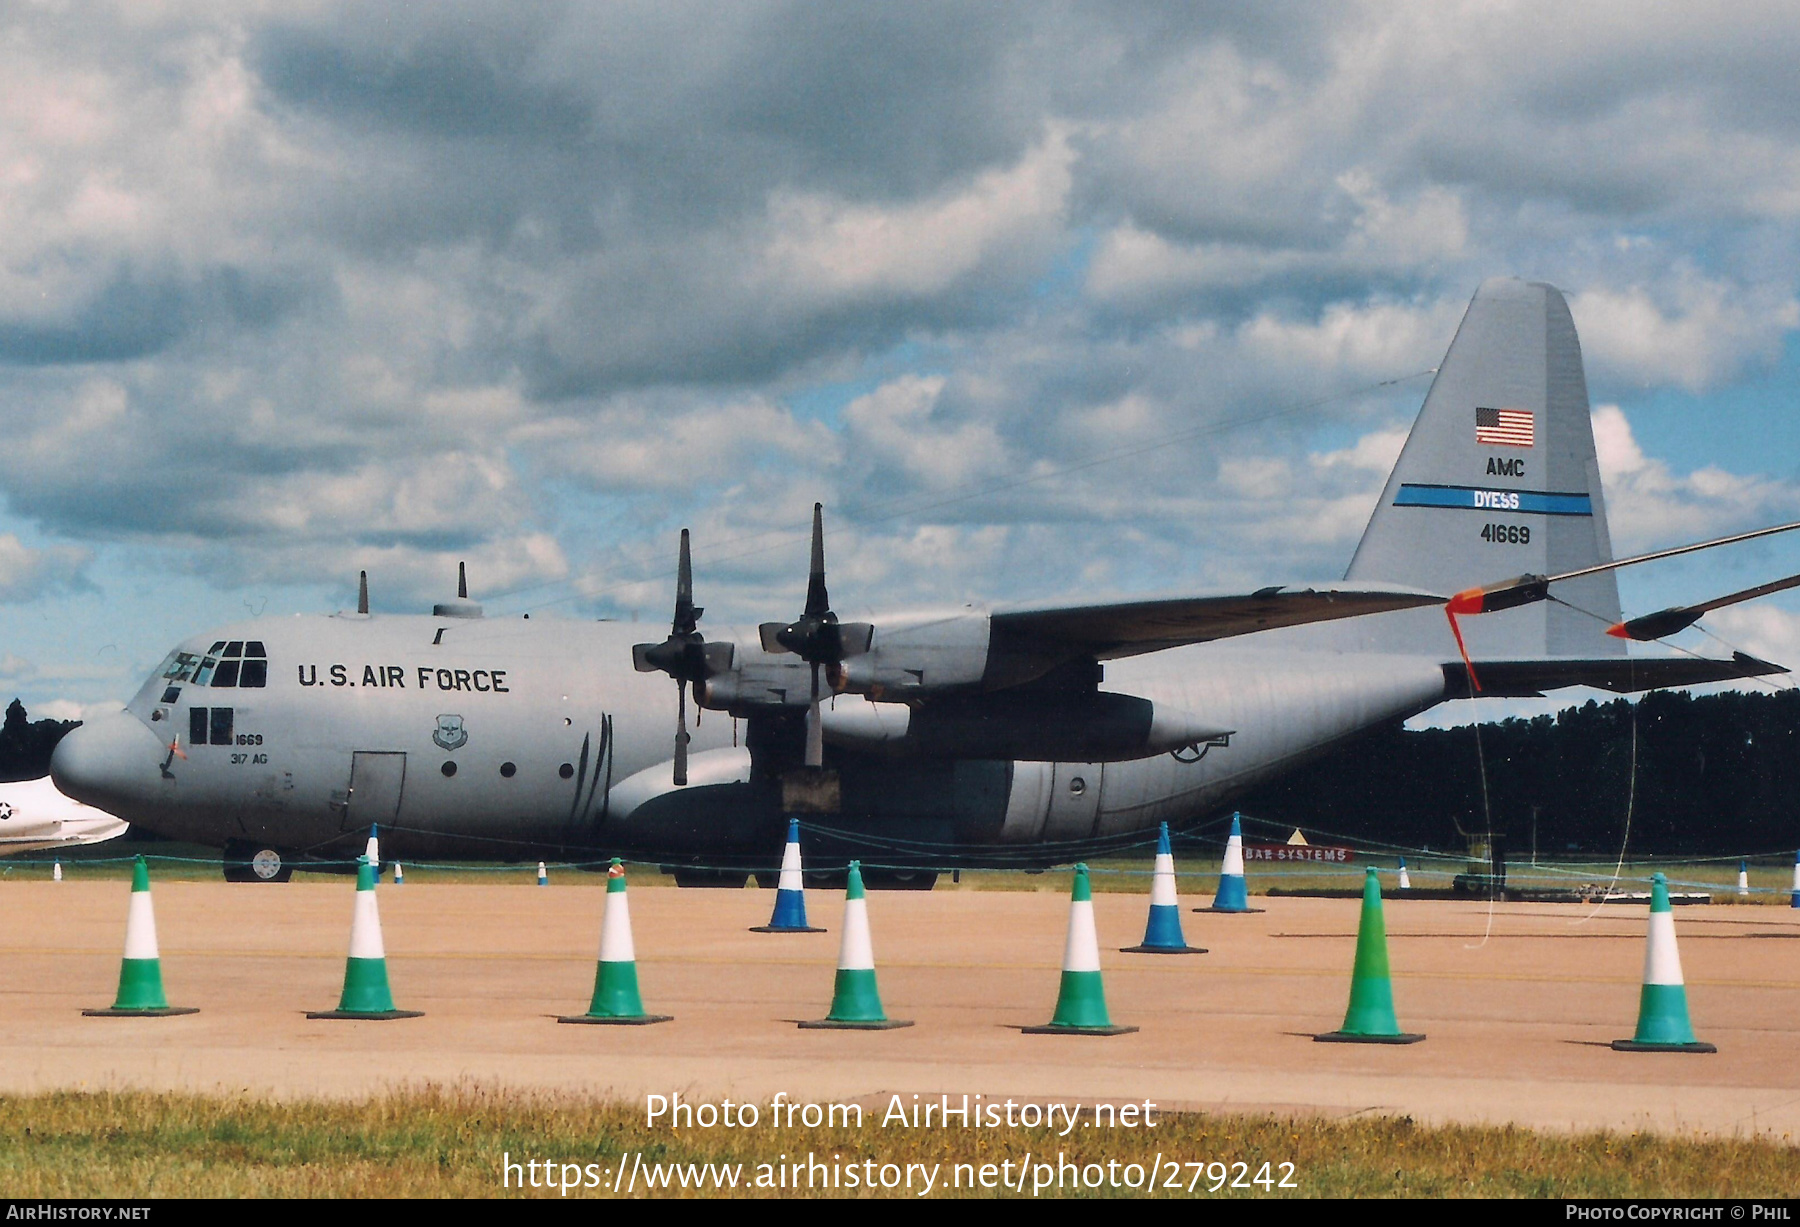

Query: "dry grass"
<box><xmin>1</xmin><ymin>1087</ymin><xmax>1797</xmax><ymax>1198</ymax></box>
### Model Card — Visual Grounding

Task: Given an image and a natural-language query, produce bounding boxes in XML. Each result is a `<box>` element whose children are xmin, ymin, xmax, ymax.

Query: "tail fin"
<box><xmin>1344</xmin><ymin>277</ymin><xmax>1622</xmax><ymax>658</ymax></box>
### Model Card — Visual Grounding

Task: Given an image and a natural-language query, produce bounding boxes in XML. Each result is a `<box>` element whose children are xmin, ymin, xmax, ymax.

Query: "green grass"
<box><xmin>13</xmin><ymin>841</ymin><xmax>1797</xmax><ymax>902</ymax></box>
<box><xmin>0</xmin><ymin>1087</ymin><xmax>1795</xmax><ymax>1198</ymax></box>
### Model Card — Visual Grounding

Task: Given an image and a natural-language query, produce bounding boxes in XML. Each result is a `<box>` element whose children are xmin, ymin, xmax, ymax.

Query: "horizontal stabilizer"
<box><xmin>1439</xmin><ymin>652</ymin><xmax>1787</xmax><ymax>699</ymax></box>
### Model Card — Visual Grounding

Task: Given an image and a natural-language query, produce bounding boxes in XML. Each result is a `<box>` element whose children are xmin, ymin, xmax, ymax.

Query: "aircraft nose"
<box><xmin>51</xmin><ymin>710</ymin><xmax>169</xmax><ymax>815</ymax></box>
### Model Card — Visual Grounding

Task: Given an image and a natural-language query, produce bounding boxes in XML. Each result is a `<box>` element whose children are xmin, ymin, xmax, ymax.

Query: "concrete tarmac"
<box><xmin>8</xmin><ymin>879</ymin><xmax>1800</xmax><ymax>1138</ymax></box>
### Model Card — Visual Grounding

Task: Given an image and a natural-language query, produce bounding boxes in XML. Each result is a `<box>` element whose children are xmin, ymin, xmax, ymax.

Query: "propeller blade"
<box><xmin>675</xmin><ymin>680</ymin><xmax>690</xmax><ymax>786</ymax></box>
<box><xmin>805</xmin><ymin>662</ymin><xmax>824</xmax><ymax>769</ymax></box>
<box><xmin>674</xmin><ymin>528</ymin><xmax>698</xmax><ymax>633</ymax></box>
<box><xmin>804</xmin><ymin>502</ymin><xmax>829</xmax><ymax>618</ymax></box>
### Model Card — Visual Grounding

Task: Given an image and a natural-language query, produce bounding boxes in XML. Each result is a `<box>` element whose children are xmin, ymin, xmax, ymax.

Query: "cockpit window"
<box><xmin>204</xmin><ymin>641</ymin><xmax>267</xmax><ymax>689</ymax></box>
<box><xmin>161</xmin><ymin>652</ymin><xmax>202</xmax><ymax>682</ymax></box>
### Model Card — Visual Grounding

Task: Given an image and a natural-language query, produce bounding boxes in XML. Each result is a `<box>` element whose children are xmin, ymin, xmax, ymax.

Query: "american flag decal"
<box><xmin>1475</xmin><ymin>406</ymin><xmax>1534</xmax><ymax>448</ymax></box>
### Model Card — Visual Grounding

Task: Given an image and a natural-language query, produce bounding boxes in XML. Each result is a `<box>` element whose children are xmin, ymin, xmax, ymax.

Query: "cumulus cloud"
<box><xmin>1572</xmin><ymin>278</ymin><xmax>1800</xmax><ymax>391</ymax></box>
<box><xmin>1592</xmin><ymin>404</ymin><xmax>1800</xmax><ymax>549</ymax></box>
<box><xmin>3</xmin><ymin>3</ymin><xmax>1800</xmax><ymax>710</ymax></box>
<box><xmin>0</xmin><ymin>536</ymin><xmax>91</xmax><ymax>603</ymax></box>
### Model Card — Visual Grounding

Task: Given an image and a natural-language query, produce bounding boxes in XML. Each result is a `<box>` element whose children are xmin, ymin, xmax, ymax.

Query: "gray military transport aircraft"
<box><xmin>48</xmin><ymin>279</ymin><xmax>1798</xmax><ymax>884</ymax></box>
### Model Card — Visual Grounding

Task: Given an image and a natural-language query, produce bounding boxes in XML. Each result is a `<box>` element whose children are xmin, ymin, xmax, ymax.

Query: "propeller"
<box><xmin>633</xmin><ymin>529</ymin><xmax>733</xmax><ymax>785</ymax></box>
<box><xmin>758</xmin><ymin>503</ymin><xmax>873</xmax><ymax>769</ymax></box>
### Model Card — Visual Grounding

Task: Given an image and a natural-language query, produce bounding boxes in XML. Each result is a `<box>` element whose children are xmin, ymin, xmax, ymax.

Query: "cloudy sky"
<box><xmin>6</xmin><ymin>1</ymin><xmax>1800</xmax><ymax>722</ymax></box>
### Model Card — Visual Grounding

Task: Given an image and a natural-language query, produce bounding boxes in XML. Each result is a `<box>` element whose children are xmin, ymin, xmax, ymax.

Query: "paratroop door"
<box><xmin>1042</xmin><ymin>762</ymin><xmax>1104</xmax><ymax>841</ymax></box>
<box><xmin>343</xmin><ymin>751</ymin><xmax>406</xmax><ymax>833</ymax></box>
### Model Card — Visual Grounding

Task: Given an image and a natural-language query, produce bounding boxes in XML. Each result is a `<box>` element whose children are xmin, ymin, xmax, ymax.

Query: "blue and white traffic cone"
<box><xmin>392</xmin><ymin>863</ymin><xmax>404</xmax><ymax>885</ymax></box>
<box><xmin>1398</xmin><ymin>858</ymin><xmax>1412</xmax><ymax>891</ymax></box>
<box><xmin>52</xmin><ymin>859</ymin><xmax>62</xmax><ymax>882</ymax></box>
<box><xmin>83</xmin><ymin>856</ymin><xmax>198</xmax><ymax>1017</ymax></box>
<box><xmin>1195</xmin><ymin>812</ymin><xmax>1263</xmax><ymax>913</ymax></box>
<box><xmin>364</xmin><ymin>824</ymin><xmax>380</xmax><ymax>874</ymax></box>
<box><xmin>799</xmin><ymin>861</ymin><xmax>911</xmax><ymax>1029</ymax></box>
<box><xmin>1791</xmin><ymin>850</ymin><xmax>1799</xmax><ymax>909</ymax></box>
<box><xmin>307</xmin><ymin>856</ymin><xmax>423</xmax><ymax>1020</ymax></box>
<box><xmin>751</xmin><ymin>818</ymin><xmax>826</xmax><ymax>933</ymax></box>
<box><xmin>537</xmin><ymin>861</ymin><xmax>548</xmax><ymax>887</ymax></box>
<box><xmin>1612</xmin><ymin>873</ymin><xmax>1715</xmax><ymax>1053</ymax></box>
<box><xmin>1122</xmin><ymin>824</ymin><xmax>1205</xmax><ymax>954</ymax></box>
<box><xmin>1738</xmin><ymin>860</ymin><xmax>1749</xmax><ymax>897</ymax></box>
<box><xmin>559</xmin><ymin>861</ymin><xmax>672</xmax><ymax>1025</ymax></box>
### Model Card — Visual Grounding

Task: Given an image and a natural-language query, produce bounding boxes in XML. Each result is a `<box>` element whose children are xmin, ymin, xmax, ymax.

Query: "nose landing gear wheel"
<box><xmin>223</xmin><ymin>841</ymin><xmax>293</xmax><ymax>883</ymax></box>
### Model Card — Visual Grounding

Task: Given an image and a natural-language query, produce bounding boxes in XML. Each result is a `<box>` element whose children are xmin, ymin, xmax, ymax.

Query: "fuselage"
<box><xmin>49</xmin><ymin>608</ymin><xmax>1451</xmax><ymax>866</ymax></box>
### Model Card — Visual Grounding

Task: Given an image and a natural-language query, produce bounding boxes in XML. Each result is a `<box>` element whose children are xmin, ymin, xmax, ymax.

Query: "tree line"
<box><xmin>1239</xmin><ymin>688</ymin><xmax>1800</xmax><ymax>857</ymax></box>
<box><xmin>0</xmin><ymin>700</ymin><xmax>82</xmax><ymax>783</ymax></box>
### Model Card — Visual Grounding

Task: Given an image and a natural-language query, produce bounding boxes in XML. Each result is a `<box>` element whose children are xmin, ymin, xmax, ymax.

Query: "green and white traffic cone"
<box><xmin>1315</xmin><ymin>866</ymin><xmax>1424</xmax><ymax>1044</ymax></box>
<box><xmin>559</xmin><ymin>860</ymin><xmax>671</xmax><ymax>1025</ymax></box>
<box><xmin>1612</xmin><ymin>873</ymin><xmax>1716</xmax><ymax>1053</ymax></box>
<box><xmin>84</xmin><ymin>856</ymin><xmax>198</xmax><ymax>1017</ymax></box>
<box><xmin>799</xmin><ymin>861</ymin><xmax>912</xmax><ymax>1029</ymax></box>
<box><xmin>1024</xmin><ymin>864</ymin><xmax>1139</xmax><ymax>1036</ymax></box>
<box><xmin>307</xmin><ymin>856</ymin><xmax>422</xmax><ymax>1020</ymax></box>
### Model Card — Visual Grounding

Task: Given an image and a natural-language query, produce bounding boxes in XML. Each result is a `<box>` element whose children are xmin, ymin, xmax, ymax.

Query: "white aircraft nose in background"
<box><xmin>0</xmin><ymin>773</ymin><xmax>129</xmax><ymax>855</ymax></box>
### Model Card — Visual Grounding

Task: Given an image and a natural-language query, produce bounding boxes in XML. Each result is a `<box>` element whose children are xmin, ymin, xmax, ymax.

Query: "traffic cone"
<box><xmin>1024</xmin><ymin>864</ymin><xmax>1139</xmax><ymax>1035</ymax></box>
<box><xmin>537</xmin><ymin>861</ymin><xmax>548</xmax><ymax>886</ymax></box>
<box><xmin>559</xmin><ymin>860</ymin><xmax>671</xmax><ymax>1025</ymax></box>
<box><xmin>1195</xmin><ymin>812</ymin><xmax>1263</xmax><ymax>913</ymax></box>
<box><xmin>1121</xmin><ymin>824</ymin><xmax>1205</xmax><ymax>954</ymax></box>
<box><xmin>1791</xmin><ymin>850</ymin><xmax>1799</xmax><ymax>908</ymax></box>
<box><xmin>1315</xmin><ymin>866</ymin><xmax>1424</xmax><ymax>1044</ymax></box>
<box><xmin>1612</xmin><ymin>873</ymin><xmax>1716</xmax><ymax>1053</ymax></box>
<box><xmin>1738</xmin><ymin>860</ymin><xmax>1749</xmax><ymax>897</ymax></box>
<box><xmin>307</xmin><ymin>856</ymin><xmax>422</xmax><ymax>1020</ymax></box>
<box><xmin>393</xmin><ymin>863</ymin><xmax>405</xmax><ymax>886</ymax></box>
<box><xmin>751</xmin><ymin>818</ymin><xmax>826</xmax><ymax>933</ymax></box>
<box><xmin>1398</xmin><ymin>857</ymin><xmax>1412</xmax><ymax>891</ymax></box>
<box><xmin>364</xmin><ymin>824</ymin><xmax>380</xmax><ymax>872</ymax></box>
<box><xmin>799</xmin><ymin>861</ymin><xmax>911</xmax><ymax>1029</ymax></box>
<box><xmin>52</xmin><ymin>859</ymin><xmax>61</xmax><ymax>882</ymax></box>
<box><xmin>84</xmin><ymin>856</ymin><xmax>198</xmax><ymax>1017</ymax></box>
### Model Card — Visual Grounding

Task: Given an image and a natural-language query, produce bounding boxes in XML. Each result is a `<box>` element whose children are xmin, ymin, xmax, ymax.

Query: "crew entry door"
<box><xmin>342</xmin><ymin>752</ymin><xmax>406</xmax><ymax>833</ymax></box>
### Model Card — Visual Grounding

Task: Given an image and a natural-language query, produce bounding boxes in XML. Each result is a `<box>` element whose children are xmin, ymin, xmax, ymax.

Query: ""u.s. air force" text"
<box><xmin>296</xmin><ymin>664</ymin><xmax>510</xmax><ymax>692</ymax></box>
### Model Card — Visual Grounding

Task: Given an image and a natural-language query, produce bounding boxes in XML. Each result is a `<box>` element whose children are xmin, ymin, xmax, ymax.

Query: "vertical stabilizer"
<box><xmin>1344</xmin><ymin>278</ymin><xmax>1621</xmax><ymax>658</ymax></box>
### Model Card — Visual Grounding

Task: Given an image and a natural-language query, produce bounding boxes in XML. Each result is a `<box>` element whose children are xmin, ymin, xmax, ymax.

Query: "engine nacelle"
<box><xmin>830</xmin><ymin>608</ymin><xmax>991</xmax><ymax>698</ymax></box>
<box><xmin>820</xmin><ymin>691</ymin><xmax>1230</xmax><ymax>763</ymax></box>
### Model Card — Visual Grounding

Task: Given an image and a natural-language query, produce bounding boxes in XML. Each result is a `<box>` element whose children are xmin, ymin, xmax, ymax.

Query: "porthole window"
<box><xmin>559</xmin><ymin>762</ymin><xmax>574</xmax><ymax>779</ymax></box>
<box><xmin>1068</xmin><ymin>776</ymin><xmax>1087</xmax><ymax>796</ymax></box>
<box><xmin>441</xmin><ymin>761</ymin><xmax>457</xmax><ymax>778</ymax></box>
<box><xmin>500</xmin><ymin>762</ymin><xmax>516</xmax><ymax>778</ymax></box>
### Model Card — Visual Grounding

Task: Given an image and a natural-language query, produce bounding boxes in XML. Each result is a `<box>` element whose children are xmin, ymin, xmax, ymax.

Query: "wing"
<box><xmin>989</xmin><ymin>583</ymin><xmax>1445</xmax><ymax>661</ymax></box>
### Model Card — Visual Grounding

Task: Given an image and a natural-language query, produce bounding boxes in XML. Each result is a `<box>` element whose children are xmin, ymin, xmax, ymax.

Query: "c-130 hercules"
<box><xmin>49</xmin><ymin>279</ymin><xmax>1797</xmax><ymax>884</ymax></box>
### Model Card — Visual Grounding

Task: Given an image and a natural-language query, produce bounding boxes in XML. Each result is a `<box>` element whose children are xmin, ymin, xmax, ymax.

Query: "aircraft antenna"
<box><xmin>357</xmin><ymin>571</ymin><xmax>369</xmax><ymax>616</ymax></box>
<box><xmin>458</xmin><ymin>561</ymin><xmax>467</xmax><ymax>599</ymax></box>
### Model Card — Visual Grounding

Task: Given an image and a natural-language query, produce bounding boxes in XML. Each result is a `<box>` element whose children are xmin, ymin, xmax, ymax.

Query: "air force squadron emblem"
<box><xmin>432</xmin><ymin>714</ymin><xmax>468</xmax><ymax>751</ymax></box>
